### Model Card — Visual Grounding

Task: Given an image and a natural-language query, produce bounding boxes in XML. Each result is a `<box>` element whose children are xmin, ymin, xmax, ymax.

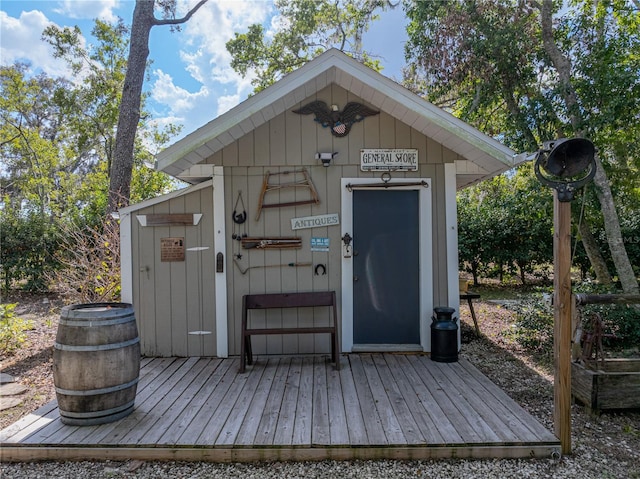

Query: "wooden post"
<box><xmin>553</xmin><ymin>192</ymin><xmax>572</xmax><ymax>454</ymax></box>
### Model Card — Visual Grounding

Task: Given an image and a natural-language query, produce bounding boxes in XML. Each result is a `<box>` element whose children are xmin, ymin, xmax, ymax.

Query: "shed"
<box><xmin>119</xmin><ymin>49</ymin><xmax>524</xmax><ymax>359</ymax></box>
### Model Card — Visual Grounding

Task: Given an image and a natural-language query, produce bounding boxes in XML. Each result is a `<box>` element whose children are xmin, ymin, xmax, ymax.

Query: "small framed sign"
<box><xmin>311</xmin><ymin>237</ymin><xmax>330</xmax><ymax>252</ymax></box>
<box><xmin>160</xmin><ymin>237</ymin><xmax>185</xmax><ymax>262</ymax></box>
<box><xmin>360</xmin><ymin>148</ymin><xmax>418</xmax><ymax>171</ymax></box>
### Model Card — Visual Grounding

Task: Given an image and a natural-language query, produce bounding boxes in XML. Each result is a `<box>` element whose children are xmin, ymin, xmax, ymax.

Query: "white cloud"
<box><xmin>53</xmin><ymin>0</ymin><xmax>119</xmax><ymax>22</ymax></box>
<box><xmin>217</xmin><ymin>93</ymin><xmax>241</xmax><ymax>116</ymax></box>
<box><xmin>0</xmin><ymin>10</ymin><xmax>73</xmax><ymax>77</ymax></box>
<box><xmin>148</xmin><ymin>1</ymin><xmax>272</xmax><ymax>135</ymax></box>
<box><xmin>151</xmin><ymin>69</ymin><xmax>210</xmax><ymax>114</ymax></box>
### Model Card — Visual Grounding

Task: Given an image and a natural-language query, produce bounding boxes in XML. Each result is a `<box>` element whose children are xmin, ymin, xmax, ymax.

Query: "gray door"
<box><xmin>353</xmin><ymin>189</ymin><xmax>420</xmax><ymax>344</ymax></box>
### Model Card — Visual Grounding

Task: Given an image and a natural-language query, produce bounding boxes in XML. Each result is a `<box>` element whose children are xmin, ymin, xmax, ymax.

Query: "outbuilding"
<box><xmin>119</xmin><ymin>49</ymin><xmax>524</xmax><ymax>359</ymax></box>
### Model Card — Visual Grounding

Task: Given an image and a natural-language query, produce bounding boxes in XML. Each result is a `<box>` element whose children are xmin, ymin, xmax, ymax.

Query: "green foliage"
<box><xmin>0</xmin><ymin>202</ymin><xmax>61</xmax><ymax>291</ymax></box>
<box><xmin>405</xmin><ymin>0</ymin><xmax>640</xmax><ymax>286</ymax></box>
<box><xmin>574</xmin><ymin>282</ymin><xmax>640</xmax><ymax>350</ymax></box>
<box><xmin>504</xmin><ymin>290</ymin><xmax>554</xmax><ymax>363</ymax></box>
<box><xmin>226</xmin><ymin>0</ymin><xmax>389</xmax><ymax>92</ymax></box>
<box><xmin>458</xmin><ymin>163</ymin><xmax>553</xmax><ymax>285</ymax></box>
<box><xmin>1</xmin><ymin>19</ymin><xmax>179</xmax><ymax>292</ymax></box>
<box><xmin>0</xmin><ymin>303</ymin><xmax>34</xmax><ymax>354</ymax></box>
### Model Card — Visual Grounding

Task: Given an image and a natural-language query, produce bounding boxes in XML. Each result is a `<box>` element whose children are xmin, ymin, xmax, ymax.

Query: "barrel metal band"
<box><xmin>58</xmin><ymin>315</ymin><xmax>136</xmax><ymax>327</ymax></box>
<box><xmin>54</xmin><ymin>336</ymin><xmax>140</xmax><ymax>352</ymax></box>
<box><xmin>58</xmin><ymin>400</ymin><xmax>135</xmax><ymax>419</ymax></box>
<box><xmin>55</xmin><ymin>376</ymin><xmax>139</xmax><ymax>396</ymax></box>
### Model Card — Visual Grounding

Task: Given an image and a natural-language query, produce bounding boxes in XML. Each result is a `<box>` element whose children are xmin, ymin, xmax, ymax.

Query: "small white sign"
<box><xmin>360</xmin><ymin>148</ymin><xmax>418</xmax><ymax>171</ymax></box>
<box><xmin>291</xmin><ymin>213</ymin><xmax>340</xmax><ymax>230</ymax></box>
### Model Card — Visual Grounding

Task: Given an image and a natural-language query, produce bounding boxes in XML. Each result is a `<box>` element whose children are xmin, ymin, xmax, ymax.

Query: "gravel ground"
<box><xmin>1</xmin><ymin>294</ymin><xmax>639</xmax><ymax>478</ymax></box>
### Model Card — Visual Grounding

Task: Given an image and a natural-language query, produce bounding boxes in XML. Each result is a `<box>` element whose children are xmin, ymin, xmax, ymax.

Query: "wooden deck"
<box><xmin>0</xmin><ymin>354</ymin><xmax>560</xmax><ymax>462</ymax></box>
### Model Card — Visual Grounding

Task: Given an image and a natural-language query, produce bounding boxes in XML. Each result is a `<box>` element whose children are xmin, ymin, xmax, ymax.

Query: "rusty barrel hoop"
<box><xmin>53</xmin><ymin>303</ymin><xmax>141</xmax><ymax>426</ymax></box>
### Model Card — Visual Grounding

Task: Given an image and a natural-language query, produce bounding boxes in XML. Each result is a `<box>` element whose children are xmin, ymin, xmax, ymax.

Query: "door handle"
<box><xmin>353</xmin><ymin>275</ymin><xmax>359</xmax><ymax>282</ymax></box>
<box><xmin>342</xmin><ymin>233</ymin><xmax>353</xmax><ymax>258</ymax></box>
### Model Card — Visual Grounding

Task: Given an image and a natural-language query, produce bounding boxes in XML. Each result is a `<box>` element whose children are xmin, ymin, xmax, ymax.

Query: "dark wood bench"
<box><xmin>240</xmin><ymin>291</ymin><xmax>339</xmax><ymax>373</ymax></box>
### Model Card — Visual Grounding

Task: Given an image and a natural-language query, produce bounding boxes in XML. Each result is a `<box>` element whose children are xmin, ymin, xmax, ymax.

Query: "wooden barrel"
<box><xmin>53</xmin><ymin>303</ymin><xmax>141</xmax><ymax>426</ymax></box>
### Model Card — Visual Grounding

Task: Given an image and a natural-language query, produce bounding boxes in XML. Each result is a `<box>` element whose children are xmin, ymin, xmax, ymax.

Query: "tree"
<box><xmin>226</xmin><ymin>0</ymin><xmax>392</xmax><ymax>93</ymax></box>
<box><xmin>537</xmin><ymin>0</ymin><xmax>639</xmax><ymax>294</ymax></box>
<box><xmin>458</xmin><ymin>165</ymin><xmax>554</xmax><ymax>285</ymax></box>
<box><xmin>1</xmin><ymin>18</ymin><xmax>179</xmax><ymax>291</ymax></box>
<box><xmin>404</xmin><ymin>0</ymin><xmax>639</xmax><ymax>293</ymax></box>
<box><xmin>108</xmin><ymin>0</ymin><xmax>208</xmax><ymax>214</ymax></box>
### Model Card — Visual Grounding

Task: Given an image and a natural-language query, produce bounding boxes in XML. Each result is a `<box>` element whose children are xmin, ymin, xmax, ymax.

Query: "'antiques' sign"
<box><xmin>291</xmin><ymin>213</ymin><xmax>340</xmax><ymax>230</ymax></box>
<box><xmin>360</xmin><ymin>148</ymin><xmax>418</xmax><ymax>171</ymax></box>
<box><xmin>160</xmin><ymin>237</ymin><xmax>185</xmax><ymax>262</ymax></box>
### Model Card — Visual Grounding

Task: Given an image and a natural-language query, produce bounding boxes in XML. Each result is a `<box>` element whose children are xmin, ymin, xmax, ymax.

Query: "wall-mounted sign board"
<box><xmin>160</xmin><ymin>237</ymin><xmax>185</xmax><ymax>262</ymax></box>
<box><xmin>291</xmin><ymin>213</ymin><xmax>340</xmax><ymax>230</ymax></box>
<box><xmin>137</xmin><ymin>213</ymin><xmax>203</xmax><ymax>227</ymax></box>
<box><xmin>360</xmin><ymin>149</ymin><xmax>418</xmax><ymax>171</ymax></box>
<box><xmin>311</xmin><ymin>237</ymin><xmax>330</xmax><ymax>252</ymax></box>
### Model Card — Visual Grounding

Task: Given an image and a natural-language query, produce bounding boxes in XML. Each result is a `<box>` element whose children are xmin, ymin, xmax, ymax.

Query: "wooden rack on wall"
<box><xmin>255</xmin><ymin>169</ymin><xmax>320</xmax><ymax>220</ymax></box>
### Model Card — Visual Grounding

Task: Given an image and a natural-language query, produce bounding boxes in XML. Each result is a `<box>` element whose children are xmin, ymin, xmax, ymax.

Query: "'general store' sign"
<box><xmin>360</xmin><ymin>148</ymin><xmax>418</xmax><ymax>171</ymax></box>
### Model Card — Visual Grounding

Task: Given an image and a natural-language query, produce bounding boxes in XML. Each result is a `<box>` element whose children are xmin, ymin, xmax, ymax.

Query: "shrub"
<box><xmin>574</xmin><ymin>282</ymin><xmax>640</xmax><ymax>350</ymax></box>
<box><xmin>0</xmin><ymin>205</ymin><xmax>61</xmax><ymax>291</ymax></box>
<box><xmin>0</xmin><ymin>303</ymin><xmax>34</xmax><ymax>354</ymax></box>
<box><xmin>504</xmin><ymin>289</ymin><xmax>554</xmax><ymax>363</ymax></box>
<box><xmin>48</xmin><ymin>216</ymin><xmax>121</xmax><ymax>304</ymax></box>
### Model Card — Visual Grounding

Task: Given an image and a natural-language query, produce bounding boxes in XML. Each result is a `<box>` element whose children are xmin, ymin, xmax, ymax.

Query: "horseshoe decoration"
<box><xmin>232</xmin><ymin>191</ymin><xmax>247</xmax><ymax>224</ymax></box>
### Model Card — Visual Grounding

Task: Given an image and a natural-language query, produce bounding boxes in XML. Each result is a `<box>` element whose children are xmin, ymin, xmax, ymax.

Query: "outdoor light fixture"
<box><xmin>315</xmin><ymin>152</ymin><xmax>338</xmax><ymax>167</ymax></box>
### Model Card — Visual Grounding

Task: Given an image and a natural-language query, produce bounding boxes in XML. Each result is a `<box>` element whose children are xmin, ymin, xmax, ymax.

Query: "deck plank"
<box><xmin>1</xmin><ymin>354</ymin><xmax>561</xmax><ymax>461</ymax></box>
<box><xmin>232</xmin><ymin>358</ymin><xmax>280</xmax><ymax>446</ymax></box>
<box><xmin>159</xmin><ymin>358</ymin><xmax>227</xmax><ymax>445</ymax></box>
<box><xmin>272</xmin><ymin>357</ymin><xmax>302</xmax><ymax>445</ymax></box>
<box><xmin>448</xmin><ymin>361</ymin><xmax>536</xmax><ymax>442</ymax></box>
<box><xmin>182</xmin><ymin>358</ymin><xmax>244</xmax><ymax>445</ymax></box>
<box><xmin>99</xmin><ymin>358</ymin><xmax>199</xmax><ymax>445</ymax></box>
<box><xmin>327</xmin><ymin>357</ymin><xmax>349</xmax><ymax>445</ymax></box>
<box><xmin>360</xmin><ymin>354</ymin><xmax>407</xmax><ymax>445</ymax></box>
<box><xmin>372</xmin><ymin>354</ymin><xmax>428</xmax><ymax>444</ymax></box>
<box><xmin>384</xmin><ymin>354</ymin><xmax>445</xmax><ymax>444</ymax></box>
<box><xmin>254</xmin><ymin>358</ymin><xmax>290</xmax><ymax>445</ymax></box>
<box><xmin>138</xmin><ymin>358</ymin><xmax>216</xmax><ymax>444</ymax></box>
<box><xmin>0</xmin><ymin>399</ymin><xmax>58</xmax><ymax>443</ymax></box>
<box><xmin>338</xmin><ymin>357</ymin><xmax>369</xmax><ymax>445</ymax></box>
<box><xmin>214</xmin><ymin>361</ymin><xmax>268</xmax><ymax>446</ymax></box>
<box><xmin>458</xmin><ymin>360</ymin><xmax>557</xmax><ymax>441</ymax></box>
<box><xmin>311</xmin><ymin>356</ymin><xmax>331</xmax><ymax>445</ymax></box>
<box><xmin>193</xmin><ymin>358</ymin><xmax>256</xmax><ymax>445</ymax></box>
<box><xmin>403</xmin><ymin>355</ymin><xmax>470</xmax><ymax>443</ymax></box>
<box><xmin>1</xmin><ymin>401</ymin><xmax>59</xmax><ymax>444</ymax></box>
<box><xmin>71</xmin><ymin>358</ymin><xmax>184</xmax><ymax>445</ymax></box>
<box><xmin>348</xmin><ymin>355</ymin><xmax>387</xmax><ymax>444</ymax></box>
<box><xmin>292</xmin><ymin>357</ymin><xmax>314</xmax><ymax>446</ymax></box>
<box><xmin>427</xmin><ymin>360</ymin><xmax>503</xmax><ymax>442</ymax></box>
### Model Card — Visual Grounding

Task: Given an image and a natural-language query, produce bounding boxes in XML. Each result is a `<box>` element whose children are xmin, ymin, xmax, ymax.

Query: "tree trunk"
<box><xmin>107</xmin><ymin>0</ymin><xmax>154</xmax><ymax>214</ymax></box>
<box><xmin>591</xmin><ymin>155</ymin><xmax>639</xmax><ymax>293</ymax></box>
<box><xmin>577</xmin><ymin>216</ymin><xmax>612</xmax><ymax>284</ymax></box>
<box><xmin>107</xmin><ymin>0</ymin><xmax>208</xmax><ymax>214</ymax></box>
<box><xmin>539</xmin><ymin>0</ymin><xmax>639</xmax><ymax>295</ymax></box>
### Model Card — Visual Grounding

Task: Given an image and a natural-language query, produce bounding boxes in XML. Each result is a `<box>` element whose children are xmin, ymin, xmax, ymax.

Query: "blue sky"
<box><xmin>1</xmin><ymin>0</ymin><xmax>408</xmax><ymax>143</ymax></box>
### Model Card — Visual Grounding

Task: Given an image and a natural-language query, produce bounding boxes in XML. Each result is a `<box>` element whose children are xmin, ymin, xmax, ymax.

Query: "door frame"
<box><xmin>340</xmin><ymin>177</ymin><xmax>433</xmax><ymax>352</ymax></box>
